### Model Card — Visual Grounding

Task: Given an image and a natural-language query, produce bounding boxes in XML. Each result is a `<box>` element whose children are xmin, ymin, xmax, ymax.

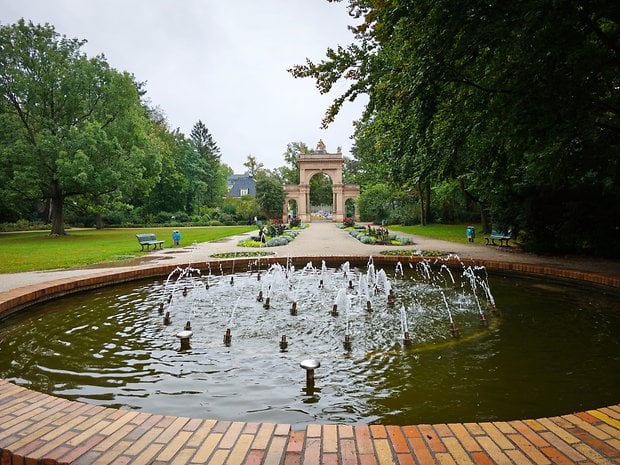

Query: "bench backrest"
<box><xmin>136</xmin><ymin>233</ymin><xmax>157</xmax><ymax>242</ymax></box>
<box><xmin>491</xmin><ymin>229</ymin><xmax>512</xmax><ymax>237</ymax></box>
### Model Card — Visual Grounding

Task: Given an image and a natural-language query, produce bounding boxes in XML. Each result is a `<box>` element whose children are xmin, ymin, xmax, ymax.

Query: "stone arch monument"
<box><xmin>283</xmin><ymin>140</ymin><xmax>360</xmax><ymax>223</ymax></box>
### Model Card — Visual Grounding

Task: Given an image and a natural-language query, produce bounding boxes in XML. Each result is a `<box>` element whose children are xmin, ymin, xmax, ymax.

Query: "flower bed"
<box><xmin>237</xmin><ymin>221</ymin><xmax>303</xmax><ymax>248</ymax></box>
<box><xmin>379</xmin><ymin>249</ymin><xmax>448</xmax><ymax>257</ymax></box>
<box><xmin>347</xmin><ymin>224</ymin><xmax>413</xmax><ymax>246</ymax></box>
<box><xmin>210</xmin><ymin>251</ymin><xmax>275</xmax><ymax>258</ymax></box>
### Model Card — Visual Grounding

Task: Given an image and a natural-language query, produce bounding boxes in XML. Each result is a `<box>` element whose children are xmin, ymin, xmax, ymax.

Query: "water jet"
<box><xmin>0</xmin><ymin>257</ymin><xmax>617</xmax><ymax>427</ymax></box>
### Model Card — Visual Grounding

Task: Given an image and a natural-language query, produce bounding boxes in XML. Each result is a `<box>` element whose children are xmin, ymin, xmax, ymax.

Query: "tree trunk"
<box><xmin>417</xmin><ymin>181</ymin><xmax>431</xmax><ymax>225</ymax></box>
<box><xmin>458</xmin><ymin>178</ymin><xmax>490</xmax><ymax>232</ymax></box>
<box><xmin>418</xmin><ymin>185</ymin><xmax>426</xmax><ymax>226</ymax></box>
<box><xmin>50</xmin><ymin>181</ymin><xmax>66</xmax><ymax>235</ymax></box>
<box><xmin>95</xmin><ymin>213</ymin><xmax>104</xmax><ymax>229</ymax></box>
<box><xmin>423</xmin><ymin>182</ymin><xmax>432</xmax><ymax>224</ymax></box>
<box><xmin>480</xmin><ymin>207</ymin><xmax>491</xmax><ymax>234</ymax></box>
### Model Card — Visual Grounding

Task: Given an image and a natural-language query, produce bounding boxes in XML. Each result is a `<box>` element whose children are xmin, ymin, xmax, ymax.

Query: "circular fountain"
<box><xmin>0</xmin><ymin>256</ymin><xmax>618</xmax><ymax>428</ymax></box>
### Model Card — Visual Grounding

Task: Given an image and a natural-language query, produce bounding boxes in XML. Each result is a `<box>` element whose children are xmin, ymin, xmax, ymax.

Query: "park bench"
<box><xmin>136</xmin><ymin>233</ymin><xmax>164</xmax><ymax>251</ymax></box>
<box><xmin>484</xmin><ymin>229</ymin><xmax>512</xmax><ymax>247</ymax></box>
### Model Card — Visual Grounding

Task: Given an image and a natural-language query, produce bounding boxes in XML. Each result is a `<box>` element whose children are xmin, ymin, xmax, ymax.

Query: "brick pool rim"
<box><xmin>0</xmin><ymin>255</ymin><xmax>618</xmax><ymax>465</ymax></box>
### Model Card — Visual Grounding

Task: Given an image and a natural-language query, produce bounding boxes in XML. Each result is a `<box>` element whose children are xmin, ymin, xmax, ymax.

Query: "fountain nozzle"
<box><xmin>256</xmin><ymin>290</ymin><xmax>263</xmax><ymax>302</ymax></box>
<box><xmin>158</xmin><ymin>302</ymin><xmax>164</xmax><ymax>314</ymax></box>
<box><xmin>184</xmin><ymin>320</ymin><xmax>192</xmax><ymax>331</ymax></box>
<box><xmin>366</xmin><ymin>300</ymin><xmax>372</xmax><ymax>312</ymax></box>
<box><xmin>223</xmin><ymin>328</ymin><xmax>232</xmax><ymax>346</ymax></box>
<box><xmin>163</xmin><ymin>311</ymin><xmax>171</xmax><ymax>325</ymax></box>
<box><xmin>387</xmin><ymin>289</ymin><xmax>395</xmax><ymax>306</ymax></box>
<box><xmin>263</xmin><ymin>297</ymin><xmax>270</xmax><ymax>309</ymax></box>
<box><xmin>479</xmin><ymin>313</ymin><xmax>488</xmax><ymax>327</ymax></box>
<box><xmin>403</xmin><ymin>331</ymin><xmax>412</xmax><ymax>346</ymax></box>
<box><xmin>176</xmin><ymin>330</ymin><xmax>193</xmax><ymax>351</ymax></box>
<box><xmin>300</xmin><ymin>359</ymin><xmax>320</xmax><ymax>390</ymax></box>
<box><xmin>331</xmin><ymin>304</ymin><xmax>339</xmax><ymax>317</ymax></box>
<box><xmin>279</xmin><ymin>335</ymin><xmax>288</xmax><ymax>352</ymax></box>
<box><xmin>343</xmin><ymin>334</ymin><xmax>352</xmax><ymax>351</ymax></box>
<box><xmin>290</xmin><ymin>301</ymin><xmax>297</xmax><ymax>316</ymax></box>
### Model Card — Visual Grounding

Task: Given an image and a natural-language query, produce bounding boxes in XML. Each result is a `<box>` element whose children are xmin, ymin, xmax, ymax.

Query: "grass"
<box><xmin>0</xmin><ymin>226</ymin><xmax>256</xmax><ymax>274</ymax></box>
<box><xmin>388</xmin><ymin>223</ymin><xmax>482</xmax><ymax>243</ymax></box>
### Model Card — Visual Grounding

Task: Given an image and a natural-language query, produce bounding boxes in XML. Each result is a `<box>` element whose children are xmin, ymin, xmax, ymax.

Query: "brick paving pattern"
<box><xmin>0</xmin><ymin>380</ymin><xmax>618</xmax><ymax>464</ymax></box>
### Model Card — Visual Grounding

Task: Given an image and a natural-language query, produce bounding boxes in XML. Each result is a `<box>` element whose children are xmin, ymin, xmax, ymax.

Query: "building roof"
<box><xmin>227</xmin><ymin>174</ymin><xmax>256</xmax><ymax>197</ymax></box>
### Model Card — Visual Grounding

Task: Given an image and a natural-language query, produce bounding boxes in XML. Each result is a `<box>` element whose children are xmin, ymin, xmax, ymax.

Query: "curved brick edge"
<box><xmin>0</xmin><ymin>256</ymin><xmax>619</xmax><ymax>464</ymax></box>
<box><xmin>1</xmin><ymin>256</ymin><xmax>618</xmax><ymax>320</ymax></box>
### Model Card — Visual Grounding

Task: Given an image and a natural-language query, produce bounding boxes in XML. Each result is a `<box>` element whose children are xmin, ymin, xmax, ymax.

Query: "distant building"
<box><xmin>227</xmin><ymin>174</ymin><xmax>256</xmax><ymax>197</ymax></box>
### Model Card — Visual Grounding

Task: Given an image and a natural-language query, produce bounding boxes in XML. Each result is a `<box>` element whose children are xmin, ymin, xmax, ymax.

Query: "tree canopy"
<box><xmin>292</xmin><ymin>0</ymin><xmax>620</xmax><ymax>256</ymax></box>
<box><xmin>0</xmin><ymin>20</ymin><xmax>235</xmax><ymax>230</ymax></box>
<box><xmin>0</xmin><ymin>19</ymin><xmax>158</xmax><ymax>234</ymax></box>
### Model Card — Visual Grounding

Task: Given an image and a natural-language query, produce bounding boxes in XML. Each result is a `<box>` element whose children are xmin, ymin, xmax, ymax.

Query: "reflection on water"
<box><xmin>0</xmin><ymin>260</ymin><xmax>618</xmax><ymax>428</ymax></box>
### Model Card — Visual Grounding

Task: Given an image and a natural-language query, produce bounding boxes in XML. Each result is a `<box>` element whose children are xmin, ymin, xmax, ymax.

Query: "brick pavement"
<box><xmin>0</xmin><ymin>380</ymin><xmax>618</xmax><ymax>464</ymax></box>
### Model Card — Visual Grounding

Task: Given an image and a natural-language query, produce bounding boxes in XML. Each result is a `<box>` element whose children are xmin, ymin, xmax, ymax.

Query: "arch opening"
<box><xmin>282</xmin><ymin>140</ymin><xmax>360</xmax><ymax>223</ymax></box>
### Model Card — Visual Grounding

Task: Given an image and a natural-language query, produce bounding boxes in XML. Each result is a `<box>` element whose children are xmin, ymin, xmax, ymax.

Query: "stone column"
<box><xmin>299</xmin><ymin>185</ymin><xmax>310</xmax><ymax>222</ymax></box>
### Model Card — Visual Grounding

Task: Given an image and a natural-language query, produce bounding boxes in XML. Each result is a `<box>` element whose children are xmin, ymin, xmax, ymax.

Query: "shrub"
<box><xmin>360</xmin><ymin>235</ymin><xmax>376</xmax><ymax>244</ymax></box>
<box><xmin>218</xmin><ymin>213</ymin><xmax>236</xmax><ymax>225</ymax></box>
<box><xmin>343</xmin><ymin>217</ymin><xmax>355</xmax><ymax>227</ymax></box>
<box><xmin>265</xmin><ymin>236</ymin><xmax>290</xmax><ymax>247</ymax></box>
<box><xmin>172</xmin><ymin>211</ymin><xmax>191</xmax><ymax>223</ymax></box>
<box><xmin>238</xmin><ymin>239</ymin><xmax>265</xmax><ymax>247</ymax></box>
<box><xmin>0</xmin><ymin>220</ymin><xmax>49</xmax><ymax>232</ymax></box>
<box><xmin>155</xmin><ymin>211</ymin><xmax>173</xmax><ymax>223</ymax></box>
<box><xmin>289</xmin><ymin>216</ymin><xmax>301</xmax><ymax>228</ymax></box>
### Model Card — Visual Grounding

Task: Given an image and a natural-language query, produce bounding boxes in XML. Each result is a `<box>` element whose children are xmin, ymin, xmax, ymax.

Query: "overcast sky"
<box><xmin>1</xmin><ymin>0</ymin><xmax>367</xmax><ymax>172</ymax></box>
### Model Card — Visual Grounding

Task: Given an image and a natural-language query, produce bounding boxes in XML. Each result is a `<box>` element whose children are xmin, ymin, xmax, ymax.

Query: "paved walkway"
<box><xmin>0</xmin><ymin>223</ymin><xmax>619</xmax><ymax>464</ymax></box>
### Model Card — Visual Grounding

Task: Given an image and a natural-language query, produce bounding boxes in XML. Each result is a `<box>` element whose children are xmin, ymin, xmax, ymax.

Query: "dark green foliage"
<box><xmin>309</xmin><ymin>173</ymin><xmax>333</xmax><ymax>206</ymax></box>
<box><xmin>432</xmin><ymin>181</ymin><xmax>479</xmax><ymax>224</ymax></box>
<box><xmin>0</xmin><ymin>20</ymin><xmax>157</xmax><ymax>235</ymax></box>
<box><xmin>256</xmin><ymin>174</ymin><xmax>284</xmax><ymax>219</ymax></box>
<box><xmin>292</xmin><ymin>0</ymin><xmax>620</xmax><ymax>257</ymax></box>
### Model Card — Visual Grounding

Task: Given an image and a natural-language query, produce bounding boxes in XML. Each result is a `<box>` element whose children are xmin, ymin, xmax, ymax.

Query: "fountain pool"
<box><xmin>0</xmin><ymin>257</ymin><xmax>618</xmax><ymax>429</ymax></box>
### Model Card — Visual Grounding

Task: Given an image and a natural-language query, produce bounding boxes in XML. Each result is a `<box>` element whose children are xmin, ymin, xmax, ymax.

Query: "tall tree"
<box><xmin>189</xmin><ymin>120</ymin><xmax>226</xmax><ymax>209</ymax></box>
<box><xmin>256</xmin><ymin>174</ymin><xmax>284</xmax><ymax>219</ymax></box>
<box><xmin>243</xmin><ymin>154</ymin><xmax>264</xmax><ymax>178</ymax></box>
<box><xmin>0</xmin><ymin>20</ymin><xmax>156</xmax><ymax>234</ymax></box>
<box><xmin>277</xmin><ymin>142</ymin><xmax>309</xmax><ymax>185</ymax></box>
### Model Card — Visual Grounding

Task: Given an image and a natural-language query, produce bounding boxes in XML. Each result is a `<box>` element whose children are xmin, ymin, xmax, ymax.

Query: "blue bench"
<box><xmin>136</xmin><ymin>233</ymin><xmax>164</xmax><ymax>251</ymax></box>
<box><xmin>484</xmin><ymin>229</ymin><xmax>512</xmax><ymax>247</ymax></box>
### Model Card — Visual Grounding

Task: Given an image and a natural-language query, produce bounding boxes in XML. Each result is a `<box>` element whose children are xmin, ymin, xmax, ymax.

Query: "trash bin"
<box><xmin>466</xmin><ymin>226</ymin><xmax>475</xmax><ymax>242</ymax></box>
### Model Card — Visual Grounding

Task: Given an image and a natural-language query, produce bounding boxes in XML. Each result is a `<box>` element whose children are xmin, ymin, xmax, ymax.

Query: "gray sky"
<box><xmin>1</xmin><ymin>0</ymin><xmax>367</xmax><ymax>172</ymax></box>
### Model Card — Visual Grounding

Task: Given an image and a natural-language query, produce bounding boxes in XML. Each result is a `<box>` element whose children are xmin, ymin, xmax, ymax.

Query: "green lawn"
<box><xmin>389</xmin><ymin>223</ymin><xmax>482</xmax><ymax>243</ymax></box>
<box><xmin>0</xmin><ymin>226</ymin><xmax>256</xmax><ymax>273</ymax></box>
